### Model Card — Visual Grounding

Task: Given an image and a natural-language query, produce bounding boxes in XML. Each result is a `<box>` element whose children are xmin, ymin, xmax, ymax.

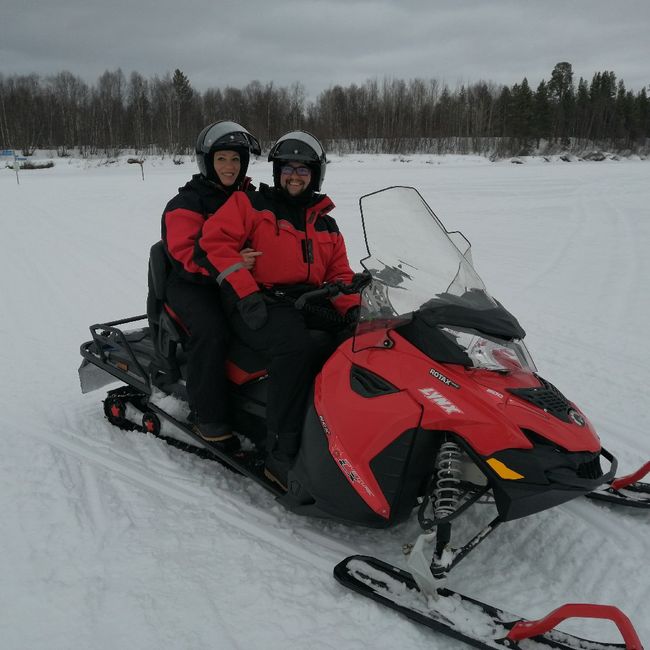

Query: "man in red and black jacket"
<box><xmin>162</xmin><ymin>120</ymin><xmax>261</xmax><ymax>449</ymax></box>
<box><xmin>196</xmin><ymin>130</ymin><xmax>360</xmax><ymax>489</ymax></box>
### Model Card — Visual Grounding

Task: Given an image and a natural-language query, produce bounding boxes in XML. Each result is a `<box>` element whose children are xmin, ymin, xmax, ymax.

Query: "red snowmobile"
<box><xmin>79</xmin><ymin>186</ymin><xmax>647</xmax><ymax>649</ymax></box>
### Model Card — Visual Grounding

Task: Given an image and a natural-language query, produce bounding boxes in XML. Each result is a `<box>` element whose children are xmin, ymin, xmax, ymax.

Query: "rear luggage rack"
<box><xmin>80</xmin><ymin>314</ymin><xmax>151</xmax><ymax>394</ymax></box>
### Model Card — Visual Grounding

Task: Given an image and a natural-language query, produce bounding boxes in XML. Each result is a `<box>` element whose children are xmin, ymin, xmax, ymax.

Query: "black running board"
<box><xmin>147</xmin><ymin>401</ymin><xmax>284</xmax><ymax>494</ymax></box>
<box><xmin>101</xmin><ymin>385</ymin><xmax>285</xmax><ymax>498</ymax></box>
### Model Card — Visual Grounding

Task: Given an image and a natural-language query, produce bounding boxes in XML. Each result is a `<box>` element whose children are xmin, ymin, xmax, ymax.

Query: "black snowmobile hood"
<box><xmin>396</xmin><ymin>293</ymin><xmax>526</xmax><ymax>367</ymax></box>
<box><xmin>415</xmin><ymin>292</ymin><xmax>526</xmax><ymax>341</ymax></box>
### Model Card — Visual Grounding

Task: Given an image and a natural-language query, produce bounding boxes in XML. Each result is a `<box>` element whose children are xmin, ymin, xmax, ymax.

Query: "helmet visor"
<box><xmin>201</xmin><ymin>121</ymin><xmax>261</xmax><ymax>155</ymax></box>
<box><xmin>270</xmin><ymin>131</ymin><xmax>325</xmax><ymax>163</ymax></box>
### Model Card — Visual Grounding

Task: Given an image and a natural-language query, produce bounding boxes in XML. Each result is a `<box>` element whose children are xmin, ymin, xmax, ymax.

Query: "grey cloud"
<box><xmin>1</xmin><ymin>0</ymin><xmax>648</xmax><ymax>97</ymax></box>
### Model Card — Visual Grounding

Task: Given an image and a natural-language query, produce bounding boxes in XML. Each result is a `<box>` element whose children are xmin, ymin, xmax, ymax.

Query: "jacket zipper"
<box><xmin>303</xmin><ymin>209</ymin><xmax>314</xmax><ymax>282</ymax></box>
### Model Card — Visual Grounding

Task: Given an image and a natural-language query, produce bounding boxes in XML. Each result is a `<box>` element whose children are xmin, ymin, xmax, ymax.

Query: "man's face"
<box><xmin>280</xmin><ymin>162</ymin><xmax>312</xmax><ymax>196</ymax></box>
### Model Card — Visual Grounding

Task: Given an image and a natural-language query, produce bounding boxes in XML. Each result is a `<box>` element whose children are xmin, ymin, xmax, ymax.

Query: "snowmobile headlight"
<box><xmin>439</xmin><ymin>326</ymin><xmax>537</xmax><ymax>373</ymax></box>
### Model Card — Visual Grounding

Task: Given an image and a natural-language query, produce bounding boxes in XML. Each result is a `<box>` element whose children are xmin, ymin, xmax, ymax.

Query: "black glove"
<box><xmin>237</xmin><ymin>292</ymin><xmax>268</xmax><ymax>330</ymax></box>
<box><xmin>348</xmin><ymin>271</ymin><xmax>372</xmax><ymax>293</ymax></box>
<box><xmin>344</xmin><ymin>306</ymin><xmax>361</xmax><ymax>325</ymax></box>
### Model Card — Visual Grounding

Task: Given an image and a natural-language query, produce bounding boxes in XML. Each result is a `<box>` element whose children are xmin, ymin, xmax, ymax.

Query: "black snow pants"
<box><xmin>165</xmin><ymin>273</ymin><xmax>230</xmax><ymax>426</ymax></box>
<box><xmin>228</xmin><ymin>298</ymin><xmax>330</xmax><ymax>457</ymax></box>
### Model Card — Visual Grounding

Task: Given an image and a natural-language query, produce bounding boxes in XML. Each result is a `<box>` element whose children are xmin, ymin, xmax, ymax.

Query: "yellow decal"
<box><xmin>487</xmin><ymin>458</ymin><xmax>525</xmax><ymax>480</ymax></box>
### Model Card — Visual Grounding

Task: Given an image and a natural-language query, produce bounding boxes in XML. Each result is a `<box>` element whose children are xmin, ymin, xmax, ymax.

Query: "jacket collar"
<box><xmin>260</xmin><ymin>183</ymin><xmax>335</xmax><ymax>215</ymax></box>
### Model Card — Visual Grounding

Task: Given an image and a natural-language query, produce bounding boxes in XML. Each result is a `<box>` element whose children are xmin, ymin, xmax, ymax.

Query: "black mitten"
<box><xmin>237</xmin><ymin>293</ymin><xmax>268</xmax><ymax>330</ymax></box>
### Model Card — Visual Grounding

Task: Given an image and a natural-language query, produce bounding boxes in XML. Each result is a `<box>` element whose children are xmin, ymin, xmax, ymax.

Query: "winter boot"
<box><xmin>191</xmin><ymin>422</ymin><xmax>241</xmax><ymax>452</ymax></box>
<box><xmin>263</xmin><ymin>431</ymin><xmax>300</xmax><ymax>491</ymax></box>
<box><xmin>264</xmin><ymin>451</ymin><xmax>292</xmax><ymax>491</ymax></box>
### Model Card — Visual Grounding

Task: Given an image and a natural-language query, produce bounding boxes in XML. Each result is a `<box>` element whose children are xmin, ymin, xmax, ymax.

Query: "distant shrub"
<box><xmin>19</xmin><ymin>161</ymin><xmax>54</xmax><ymax>170</ymax></box>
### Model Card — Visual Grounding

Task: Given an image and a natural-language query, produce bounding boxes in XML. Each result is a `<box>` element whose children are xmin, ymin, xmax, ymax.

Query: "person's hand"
<box><xmin>240</xmin><ymin>248</ymin><xmax>262</xmax><ymax>270</ymax></box>
<box><xmin>236</xmin><ymin>293</ymin><xmax>268</xmax><ymax>330</ymax></box>
<box><xmin>345</xmin><ymin>305</ymin><xmax>361</xmax><ymax>325</ymax></box>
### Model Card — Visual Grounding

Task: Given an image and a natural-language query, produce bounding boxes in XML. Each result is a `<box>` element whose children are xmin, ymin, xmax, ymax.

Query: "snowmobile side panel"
<box><xmin>334</xmin><ymin>555</ymin><xmax>637</xmax><ymax>650</ymax></box>
<box><xmin>313</xmin><ymin>349</ymin><xmax>426</xmax><ymax>519</ymax></box>
<box><xmin>282</xmin><ymin>399</ymin><xmax>404</xmax><ymax>527</ymax></box>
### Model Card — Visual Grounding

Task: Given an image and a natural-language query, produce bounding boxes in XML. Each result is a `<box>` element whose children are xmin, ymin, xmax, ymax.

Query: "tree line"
<box><xmin>1</xmin><ymin>62</ymin><xmax>648</xmax><ymax>158</ymax></box>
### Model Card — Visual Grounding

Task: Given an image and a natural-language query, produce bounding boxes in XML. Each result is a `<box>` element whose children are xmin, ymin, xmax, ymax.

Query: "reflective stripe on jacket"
<box><xmin>196</xmin><ymin>185</ymin><xmax>360</xmax><ymax>314</ymax></box>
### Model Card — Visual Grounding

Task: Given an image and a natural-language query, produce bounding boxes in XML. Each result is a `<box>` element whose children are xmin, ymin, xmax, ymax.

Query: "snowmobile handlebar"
<box><xmin>294</xmin><ymin>271</ymin><xmax>371</xmax><ymax>310</ymax></box>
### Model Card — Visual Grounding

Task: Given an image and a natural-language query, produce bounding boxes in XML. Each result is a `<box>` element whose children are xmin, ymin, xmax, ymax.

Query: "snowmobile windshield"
<box><xmin>354</xmin><ymin>186</ymin><xmax>534</xmax><ymax>370</ymax></box>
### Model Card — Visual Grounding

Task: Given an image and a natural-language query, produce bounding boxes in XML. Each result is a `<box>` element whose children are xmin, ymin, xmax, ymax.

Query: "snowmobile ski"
<box><xmin>334</xmin><ymin>555</ymin><xmax>643</xmax><ymax>650</ymax></box>
<box><xmin>587</xmin><ymin>462</ymin><xmax>650</xmax><ymax>509</ymax></box>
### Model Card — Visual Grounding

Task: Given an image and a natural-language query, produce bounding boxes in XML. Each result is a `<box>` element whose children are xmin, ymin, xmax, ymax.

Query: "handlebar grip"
<box><xmin>294</xmin><ymin>285</ymin><xmax>337</xmax><ymax>309</ymax></box>
<box><xmin>294</xmin><ymin>274</ymin><xmax>369</xmax><ymax>309</ymax></box>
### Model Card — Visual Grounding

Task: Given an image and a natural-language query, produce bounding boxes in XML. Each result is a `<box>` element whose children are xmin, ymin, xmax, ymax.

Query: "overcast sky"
<box><xmin>2</xmin><ymin>0</ymin><xmax>649</xmax><ymax>99</ymax></box>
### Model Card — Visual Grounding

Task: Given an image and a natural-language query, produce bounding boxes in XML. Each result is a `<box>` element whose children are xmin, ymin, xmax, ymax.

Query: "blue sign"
<box><xmin>1</xmin><ymin>149</ymin><xmax>15</xmax><ymax>156</ymax></box>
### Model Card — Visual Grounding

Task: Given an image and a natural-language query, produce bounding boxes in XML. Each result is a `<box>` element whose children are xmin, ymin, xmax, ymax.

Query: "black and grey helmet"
<box><xmin>268</xmin><ymin>130</ymin><xmax>327</xmax><ymax>192</ymax></box>
<box><xmin>195</xmin><ymin>120</ymin><xmax>261</xmax><ymax>185</ymax></box>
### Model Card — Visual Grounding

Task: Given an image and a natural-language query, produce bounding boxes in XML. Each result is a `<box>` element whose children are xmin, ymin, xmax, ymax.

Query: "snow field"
<box><xmin>0</xmin><ymin>154</ymin><xmax>648</xmax><ymax>649</ymax></box>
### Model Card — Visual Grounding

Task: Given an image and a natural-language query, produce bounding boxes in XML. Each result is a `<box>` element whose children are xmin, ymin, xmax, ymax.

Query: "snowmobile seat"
<box><xmin>145</xmin><ymin>241</ymin><xmax>336</xmax><ymax>389</ymax></box>
<box><xmin>146</xmin><ymin>241</ymin><xmax>184</xmax><ymax>378</ymax></box>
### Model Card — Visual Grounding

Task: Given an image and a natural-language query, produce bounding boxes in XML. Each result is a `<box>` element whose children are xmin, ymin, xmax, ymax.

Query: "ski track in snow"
<box><xmin>1</xmin><ymin>155</ymin><xmax>648</xmax><ymax>649</ymax></box>
<box><xmin>43</xmin><ymin>411</ymin><xmax>356</xmax><ymax>569</ymax></box>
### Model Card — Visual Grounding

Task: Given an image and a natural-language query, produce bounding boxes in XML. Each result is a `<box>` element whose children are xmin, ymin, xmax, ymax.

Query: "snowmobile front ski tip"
<box><xmin>587</xmin><ymin>461</ymin><xmax>650</xmax><ymax>509</ymax></box>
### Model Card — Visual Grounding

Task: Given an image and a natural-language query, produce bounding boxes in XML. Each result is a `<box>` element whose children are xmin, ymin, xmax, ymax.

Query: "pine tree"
<box><xmin>511</xmin><ymin>78</ymin><xmax>534</xmax><ymax>152</ymax></box>
<box><xmin>533</xmin><ymin>80</ymin><xmax>552</xmax><ymax>147</ymax></box>
<box><xmin>548</xmin><ymin>62</ymin><xmax>574</xmax><ymax>145</ymax></box>
<box><xmin>171</xmin><ymin>69</ymin><xmax>194</xmax><ymax>154</ymax></box>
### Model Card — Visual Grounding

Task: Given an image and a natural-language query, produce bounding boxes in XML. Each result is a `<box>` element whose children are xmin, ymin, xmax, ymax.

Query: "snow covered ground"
<box><xmin>1</xmin><ymin>153</ymin><xmax>648</xmax><ymax>649</ymax></box>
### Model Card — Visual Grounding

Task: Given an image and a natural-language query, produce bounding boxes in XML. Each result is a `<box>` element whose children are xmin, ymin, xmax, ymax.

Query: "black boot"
<box><xmin>191</xmin><ymin>422</ymin><xmax>241</xmax><ymax>452</ymax></box>
<box><xmin>263</xmin><ymin>431</ymin><xmax>300</xmax><ymax>491</ymax></box>
<box><xmin>264</xmin><ymin>451</ymin><xmax>292</xmax><ymax>491</ymax></box>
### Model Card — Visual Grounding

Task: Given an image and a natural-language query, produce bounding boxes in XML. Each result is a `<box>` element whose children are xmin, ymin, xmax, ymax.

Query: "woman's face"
<box><xmin>280</xmin><ymin>162</ymin><xmax>312</xmax><ymax>196</ymax></box>
<box><xmin>213</xmin><ymin>150</ymin><xmax>241</xmax><ymax>186</ymax></box>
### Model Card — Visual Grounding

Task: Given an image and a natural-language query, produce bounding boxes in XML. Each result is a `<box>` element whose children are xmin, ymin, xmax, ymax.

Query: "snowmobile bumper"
<box><xmin>78</xmin><ymin>356</ymin><xmax>123</xmax><ymax>394</ymax></box>
<box><xmin>485</xmin><ymin>445</ymin><xmax>617</xmax><ymax>521</ymax></box>
<box><xmin>78</xmin><ymin>315</ymin><xmax>153</xmax><ymax>395</ymax></box>
<box><xmin>587</xmin><ymin>461</ymin><xmax>650</xmax><ymax>509</ymax></box>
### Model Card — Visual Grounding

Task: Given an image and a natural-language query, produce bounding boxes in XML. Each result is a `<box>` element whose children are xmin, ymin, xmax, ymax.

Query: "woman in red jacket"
<box><xmin>196</xmin><ymin>131</ymin><xmax>359</xmax><ymax>488</ymax></box>
<box><xmin>162</xmin><ymin>120</ymin><xmax>261</xmax><ymax>449</ymax></box>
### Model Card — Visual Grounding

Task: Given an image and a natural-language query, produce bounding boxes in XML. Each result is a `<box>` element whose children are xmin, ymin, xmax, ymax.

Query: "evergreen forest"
<box><xmin>1</xmin><ymin>62</ymin><xmax>648</xmax><ymax>158</ymax></box>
